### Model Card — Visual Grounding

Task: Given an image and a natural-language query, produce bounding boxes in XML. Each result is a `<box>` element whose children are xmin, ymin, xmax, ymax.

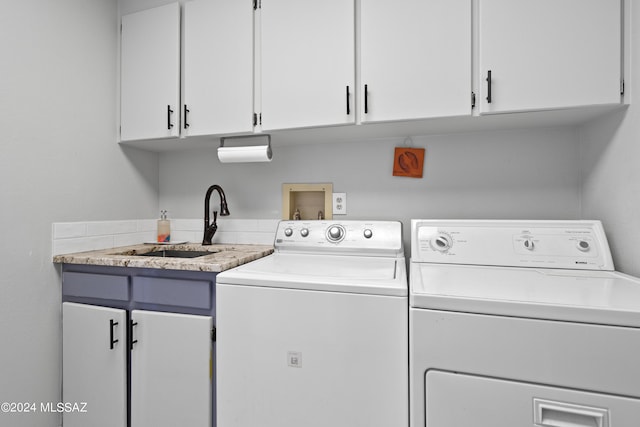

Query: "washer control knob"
<box><xmin>363</xmin><ymin>229</ymin><xmax>373</xmax><ymax>239</ymax></box>
<box><xmin>327</xmin><ymin>225</ymin><xmax>344</xmax><ymax>242</ymax></box>
<box><xmin>300</xmin><ymin>228</ymin><xmax>309</xmax><ymax>237</ymax></box>
<box><xmin>433</xmin><ymin>235</ymin><xmax>452</xmax><ymax>252</ymax></box>
<box><xmin>577</xmin><ymin>240</ymin><xmax>590</xmax><ymax>252</ymax></box>
<box><xmin>523</xmin><ymin>239</ymin><xmax>535</xmax><ymax>251</ymax></box>
<box><xmin>284</xmin><ymin>228</ymin><xmax>293</xmax><ymax>237</ymax></box>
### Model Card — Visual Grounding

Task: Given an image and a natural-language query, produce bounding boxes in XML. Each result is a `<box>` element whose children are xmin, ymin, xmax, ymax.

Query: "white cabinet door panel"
<box><xmin>260</xmin><ymin>0</ymin><xmax>355</xmax><ymax>131</ymax></box>
<box><xmin>63</xmin><ymin>303</ymin><xmax>127</xmax><ymax>427</ymax></box>
<box><xmin>479</xmin><ymin>0</ymin><xmax>621</xmax><ymax>114</ymax></box>
<box><xmin>361</xmin><ymin>0</ymin><xmax>471</xmax><ymax>122</ymax></box>
<box><xmin>121</xmin><ymin>3</ymin><xmax>180</xmax><ymax>141</ymax></box>
<box><xmin>183</xmin><ymin>0</ymin><xmax>254</xmax><ymax>136</ymax></box>
<box><xmin>130</xmin><ymin>310</ymin><xmax>212</xmax><ymax>427</ymax></box>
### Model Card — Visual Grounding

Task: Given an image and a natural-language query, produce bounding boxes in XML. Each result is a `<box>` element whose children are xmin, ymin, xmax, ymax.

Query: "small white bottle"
<box><xmin>157</xmin><ymin>210</ymin><xmax>171</xmax><ymax>242</ymax></box>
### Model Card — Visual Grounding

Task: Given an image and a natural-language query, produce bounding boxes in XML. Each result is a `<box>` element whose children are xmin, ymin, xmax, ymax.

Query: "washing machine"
<box><xmin>410</xmin><ymin>220</ymin><xmax>640</xmax><ymax>427</ymax></box>
<box><xmin>216</xmin><ymin>220</ymin><xmax>408</xmax><ymax>427</ymax></box>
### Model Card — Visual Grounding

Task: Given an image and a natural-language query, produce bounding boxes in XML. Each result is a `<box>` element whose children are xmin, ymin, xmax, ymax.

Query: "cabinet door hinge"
<box><xmin>621</xmin><ymin>79</ymin><xmax>625</xmax><ymax>96</ymax></box>
<box><xmin>471</xmin><ymin>92</ymin><xmax>476</xmax><ymax>109</ymax></box>
<box><xmin>211</xmin><ymin>327</ymin><xmax>216</xmax><ymax>342</ymax></box>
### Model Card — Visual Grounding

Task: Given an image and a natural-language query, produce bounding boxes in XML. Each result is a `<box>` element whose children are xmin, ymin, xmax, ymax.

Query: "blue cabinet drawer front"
<box><xmin>62</xmin><ymin>272</ymin><xmax>130</xmax><ymax>301</ymax></box>
<box><xmin>132</xmin><ymin>276</ymin><xmax>212</xmax><ymax>309</ymax></box>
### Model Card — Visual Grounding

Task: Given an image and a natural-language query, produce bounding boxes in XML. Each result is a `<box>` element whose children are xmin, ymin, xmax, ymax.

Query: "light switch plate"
<box><xmin>333</xmin><ymin>193</ymin><xmax>347</xmax><ymax>215</ymax></box>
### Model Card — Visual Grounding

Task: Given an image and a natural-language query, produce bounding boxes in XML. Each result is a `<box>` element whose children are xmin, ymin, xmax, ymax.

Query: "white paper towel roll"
<box><xmin>217</xmin><ymin>145</ymin><xmax>272</xmax><ymax>163</ymax></box>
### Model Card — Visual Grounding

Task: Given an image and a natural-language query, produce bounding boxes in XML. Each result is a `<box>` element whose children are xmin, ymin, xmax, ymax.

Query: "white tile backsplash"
<box><xmin>114</xmin><ymin>231</ymin><xmax>155</xmax><ymax>247</ymax></box>
<box><xmin>258</xmin><ymin>219</ymin><xmax>280</xmax><ymax>233</ymax></box>
<box><xmin>136</xmin><ymin>219</ymin><xmax>157</xmax><ymax>232</ymax></box>
<box><xmin>52</xmin><ymin>235</ymin><xmax>114</xmax><ymax>256</ymax></box>
<box><xmin>52</xmin><ymin>218</ymin><xmax>278</xmax><ymax>256</ymax></box>
<box><xmin>172</xmin><ymin>218</ymin><xmax>202</xmax><ymax>231</ymax></box>
<box><xmin>86</xmin><ymin>220</ymin><xmax>137</xmax><ymax>236</ymax></box>
<box><xmin>53</xmin><ymin>222</ymin><xmax>87</xmax><ymax>239</ymax></box>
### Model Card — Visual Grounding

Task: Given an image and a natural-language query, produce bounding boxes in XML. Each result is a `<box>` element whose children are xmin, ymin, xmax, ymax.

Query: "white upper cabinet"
<box><xmin>478</xmin><ymin>0</ymin><xmax>622</xmax><ymax>114</ymax></box>
<box><xmin>260</xmin><ymin>0</ymin><xmax>355</xmax><ymax>131</ymax></box>
<box><xmin>360</xmin><ymin>0</ymin><xmax>472</xmax><ymax>123</ymax></box>
<box><xmin>183</xmin><ymin>0</ymin><xmax>255</xmax><ymax>136</ymax></box>
<box><xmin>120</xmin><ymin>3</ymin><xmax>180</xmax><ymax>141</ymax></box>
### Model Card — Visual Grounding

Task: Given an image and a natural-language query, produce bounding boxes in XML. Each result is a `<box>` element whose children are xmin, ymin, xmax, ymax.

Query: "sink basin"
<box><xmin>138</xmin><ymin>250</ymin><xmax>214</xmax><ymax>258</ymax></box>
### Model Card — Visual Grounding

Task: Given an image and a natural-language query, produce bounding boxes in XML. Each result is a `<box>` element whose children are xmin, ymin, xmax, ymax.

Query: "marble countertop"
<box><xmin>53</xmin><ymin>243</ymin><xmax>274</xmax><ymax>272</ymax></box>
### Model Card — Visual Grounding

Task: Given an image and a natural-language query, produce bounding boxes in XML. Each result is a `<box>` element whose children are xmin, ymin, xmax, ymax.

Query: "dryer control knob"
<box><xmin>300</xmin><ymin>228</ymin><xmax>309</xmax><ymax>237</ymax></box>
<box><xmin>432</xmin><ymin>235</ymin><xmax>452</xmax><ymax>252</ymax></box>
<box><xmin>577</xmin><ymin>240</ymin><xmax>590</xmax><ymax>252</ymax></box>
<box><xmin>284</xmin><ymin>228</ymin><xmax>293</xmax><ymax>237</ymax></box>
<box><xmin>363</xmin><ymin>229</ymin><xmax>373</xmax><ymax>239</ymax></box>
<box><xmin>523</xmin><ymin>239</ymin><xmax>535</xmax><ymax>251</ymax></box>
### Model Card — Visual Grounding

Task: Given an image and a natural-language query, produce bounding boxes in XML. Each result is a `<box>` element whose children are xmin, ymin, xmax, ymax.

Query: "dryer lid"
<box><xmin>410</xmin><ymin>263</ymin><xmax>640</xmax><ymax>327</ymax></box>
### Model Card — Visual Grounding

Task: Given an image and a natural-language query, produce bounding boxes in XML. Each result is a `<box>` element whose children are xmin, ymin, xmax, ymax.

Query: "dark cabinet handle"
<box><xmin>364</xmin><ymin>84</ymin><xmax>368</xmax><ymax>114</ymax></box>
<box><xmin>109</xmin><ymin>319</ymin><xmax>119</xmax><ymax>350</ymax></box>
<box><xmin>346</xmin><ymin>86</ymin><xmax>350</xmax><ymax>115</ymax></box>
<box><xmin>130</xmin><ymin>320</ymin><xmax>138</xmax><ymax>350</ymax></box>
<box><xmin>486</xmin><ymin>70</ymin><xmax>492</xmax><ymax>104</ymax></box>
<box><xmin>167</xmin><ymin>105</ymin><xmax>174</xmax><ymax>130</ymax></box>
<box><xmin>184</xmin><ymin>105</ymin><xmax>190</xmax><ymax>129</ymax></box>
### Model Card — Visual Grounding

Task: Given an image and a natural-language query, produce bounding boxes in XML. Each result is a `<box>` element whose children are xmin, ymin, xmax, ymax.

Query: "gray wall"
<box><xmin>160</xmin><ymin>126</ymin><xmax>582</xmax><ymax>252</ymax></box>
<box><xmin>0</xmin><ymin>1</ymin><xmax>158</xmax><ymax>425</ymax></box>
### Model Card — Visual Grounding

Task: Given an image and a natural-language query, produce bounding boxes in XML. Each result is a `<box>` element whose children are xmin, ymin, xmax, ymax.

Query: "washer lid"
<box><xmin>410</xmin><ymin>264</ymin><xmax>640</xmax><ymax>327</ymax></box>
<box><xmin>217</xmin><ymin>253</ymin><xmax>407</xmax><ymax>296</ymax></box>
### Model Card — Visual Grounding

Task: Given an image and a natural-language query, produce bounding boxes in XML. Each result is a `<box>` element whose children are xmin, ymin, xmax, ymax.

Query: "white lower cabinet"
<box><xmin>63</xmin><ymin>303</ymin><xmax>127</xmax><ymax>427</ymax></box>
<box><xmin>63</xmin><ymin>303</ymin><xmax>212</xmax><ymax>427</ymax></box>
<box><xmin>131</xmin><ymin>310</ymin><xmax>212</xmax><ymax>427</ymax></box>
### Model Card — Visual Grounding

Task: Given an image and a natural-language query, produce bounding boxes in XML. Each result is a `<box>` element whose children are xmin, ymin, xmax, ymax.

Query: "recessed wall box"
<box><xmin>282</xmin><ymin>183</ymin><xmax>333</xmax><ymax>220</ymax></box>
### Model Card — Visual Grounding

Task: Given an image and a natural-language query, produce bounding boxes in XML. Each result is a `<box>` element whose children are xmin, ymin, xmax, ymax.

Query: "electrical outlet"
<box><xmin>333</xmin><ymin>193</ymin><xmax>347</xmax><ymax>215</ymax></box>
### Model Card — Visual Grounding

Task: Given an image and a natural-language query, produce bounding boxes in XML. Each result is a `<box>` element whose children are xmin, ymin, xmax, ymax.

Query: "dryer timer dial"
<box><xmin>431</xmin><ymin>234</ymin><xmax>452</xmax><ymax>252</ymax></box>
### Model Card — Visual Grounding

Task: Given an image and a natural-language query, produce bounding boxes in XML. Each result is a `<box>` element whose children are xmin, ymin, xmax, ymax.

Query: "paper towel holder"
<box><xmin>218</xmin><ymin>134</ymin><xmax>272</xmax><ymax>163</ymax></box>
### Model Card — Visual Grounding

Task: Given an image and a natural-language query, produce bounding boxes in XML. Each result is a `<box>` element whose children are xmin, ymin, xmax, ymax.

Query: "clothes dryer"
<box><xmin>410</xmin><ymin>220</ymin><xmax>640</xmax><ymax>427</ymax></box>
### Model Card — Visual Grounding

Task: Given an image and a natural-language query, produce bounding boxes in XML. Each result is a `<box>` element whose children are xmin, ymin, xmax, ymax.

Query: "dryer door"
<box><xmin>426</xmin><ymin>370</ymin><xmax>640</xmax><ymax>427</ymax></box>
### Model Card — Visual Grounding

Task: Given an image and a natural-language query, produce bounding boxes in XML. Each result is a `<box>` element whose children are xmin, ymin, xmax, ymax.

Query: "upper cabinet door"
<box><xmin>360</xmin><ymin>0</ymin><xmax>472</xmax><ymax>123</ymax></box>
<box><xmin>183</xmin><ymin>0</ymin><xmax>254</xmax><ymax>136</ymax></box>
<box><xmin>478</xmin><ymin>0</ymin><xmax>621</xmax><ymax>114</ymax></box>
<box><xmin>120</xmin><ymin>3</ymin><xmax>180</xmax><ymax>141</ymax></box>
<box><xmin>260</xmin><ymin>0</ymin><xmax>355</xmax><ymax>131</ymax></box>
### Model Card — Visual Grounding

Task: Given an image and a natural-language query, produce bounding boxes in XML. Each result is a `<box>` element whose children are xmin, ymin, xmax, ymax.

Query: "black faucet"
<box><xmin>202</xmin><ymin>185</ymin><xmax>230</xmax><ymax>245</ymax></box>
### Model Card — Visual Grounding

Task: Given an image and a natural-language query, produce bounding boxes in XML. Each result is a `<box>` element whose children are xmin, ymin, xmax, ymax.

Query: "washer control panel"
<box><xmin>275</xmin><ymin>220</ymin><xmax>402</xmax><ymax>256</ymax></box>
<box><xmin>411</xmin><ymin>220</ymin><xmax>614</xmax><ymax>271</ymax></box>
